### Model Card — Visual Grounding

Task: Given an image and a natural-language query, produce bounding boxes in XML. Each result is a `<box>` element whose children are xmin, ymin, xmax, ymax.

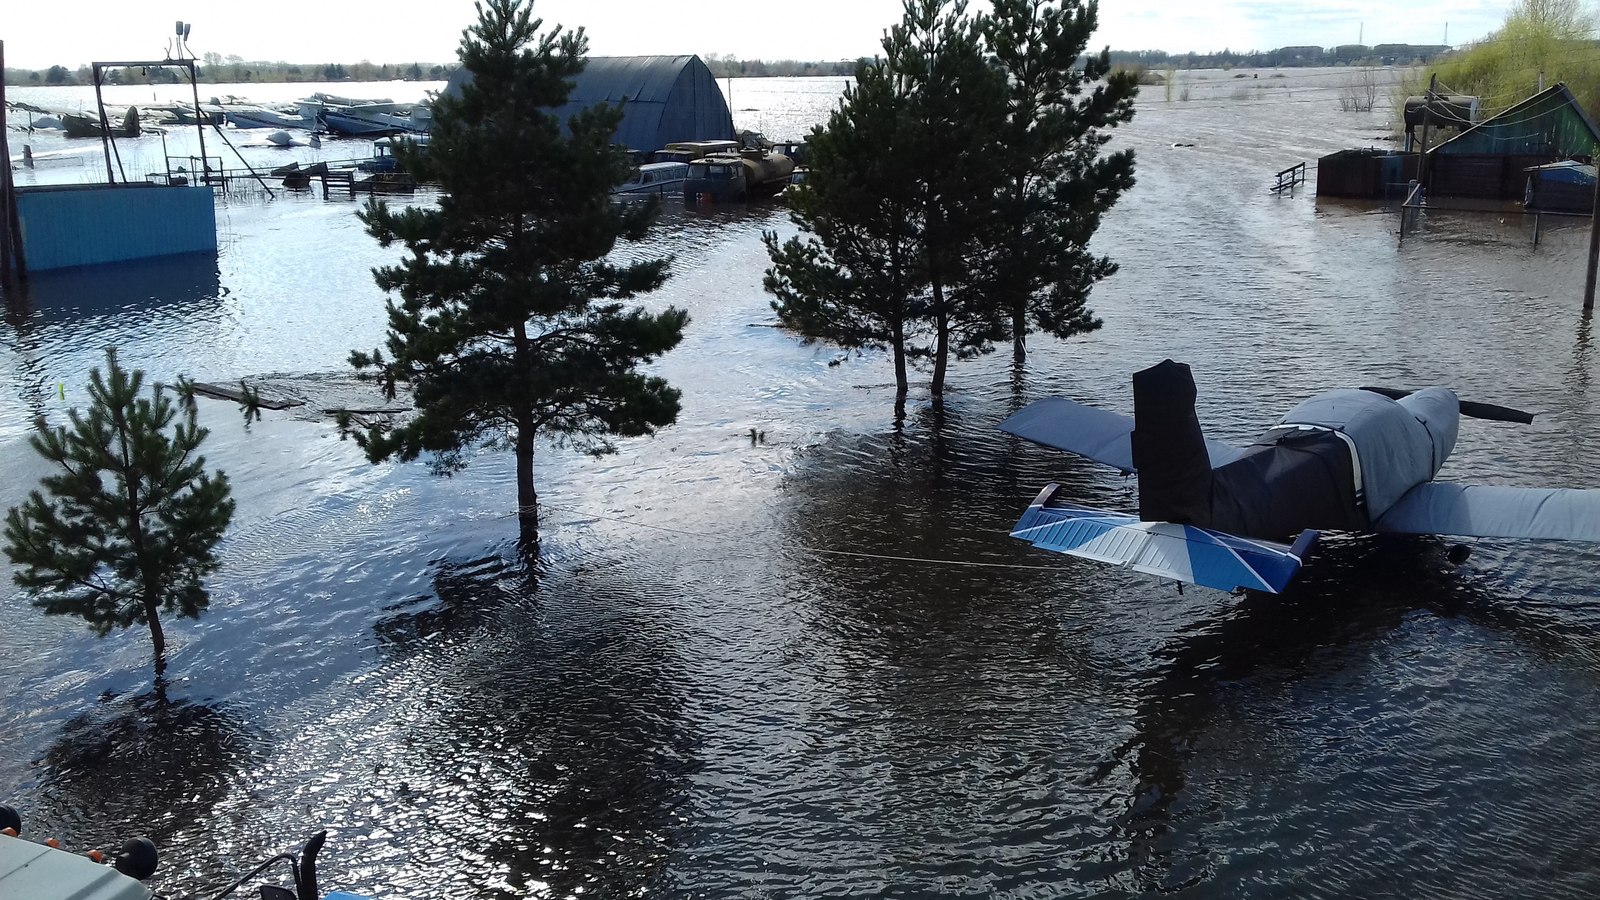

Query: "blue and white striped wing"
<box><xmin>1010</xmin><ymin>484</ymin><xmax>1317</xmax><ymax>594</ymax></box>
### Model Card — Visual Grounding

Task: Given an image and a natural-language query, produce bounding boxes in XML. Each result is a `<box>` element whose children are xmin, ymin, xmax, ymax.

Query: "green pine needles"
<box><xmin>766</xmin><ymin>0</ymin><xmax>1136</xmax><ymax>414</ymax></box>
<box><xmin>349</xmin><ymin>0</ymin><xmax>688</xmax><ymax>552</ymax></box>
<box><xmin>3</xmin><ymin>349</ymin><xmax>235</xmax><ymax>678</ymax></box>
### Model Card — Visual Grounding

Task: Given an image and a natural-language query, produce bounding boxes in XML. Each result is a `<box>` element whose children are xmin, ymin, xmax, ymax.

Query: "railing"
<box><xmin>1271</xmin><ymin>161</ymin><xmax>1307</xmax><ymax>195</ymax></box>
<box><xmin>1398</xmin><ymin>180</ymin><xmax>1425</xmax><ymax>241</ymax></box>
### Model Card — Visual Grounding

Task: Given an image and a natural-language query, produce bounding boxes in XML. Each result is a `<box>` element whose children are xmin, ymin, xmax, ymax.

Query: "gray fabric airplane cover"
<box><xmin>443</xmin><ymin>55</ymin><xmax>735</xmax><ymax>152</ymax></box>
<box><xmin>1377</xmin><ymin>483</ymin><xmax>1600</xmax><ymax>539</ymax></box>
<box><xmin>1279</xmin><ymin>388</ymin><xmax>1456</xmax><ymax>520</ymax></box>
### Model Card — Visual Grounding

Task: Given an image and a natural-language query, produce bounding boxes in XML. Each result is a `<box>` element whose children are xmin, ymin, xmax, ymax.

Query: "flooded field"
<box><xmin>3</xmin><ymin>69</ymin><xmax>1600</xmax><ymax>898</ymax></box>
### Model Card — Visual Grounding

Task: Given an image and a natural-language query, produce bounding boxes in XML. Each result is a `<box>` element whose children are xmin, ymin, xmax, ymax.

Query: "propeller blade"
<box><xmin>1359</xmin><ymin>386</ymin><xmax>1534</xmax><ymax>424</ymax></box>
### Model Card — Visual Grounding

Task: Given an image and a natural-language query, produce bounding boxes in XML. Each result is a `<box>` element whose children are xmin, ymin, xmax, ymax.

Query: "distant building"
<box><xmin>443</xmin><ymin>55</ymin><xmax>735</xmax><ymax>154</ymax></box>
<box><xmin>1278</xmin><ymin>46</ymin><xmax>1326</xmax><ymax>63</ymax></box>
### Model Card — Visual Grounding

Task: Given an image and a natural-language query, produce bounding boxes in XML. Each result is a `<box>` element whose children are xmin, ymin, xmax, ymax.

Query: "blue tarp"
<box><xmin>443</xmin><ymin>55</ymin><xmax>735</xmax><ymax>153</ymax></box>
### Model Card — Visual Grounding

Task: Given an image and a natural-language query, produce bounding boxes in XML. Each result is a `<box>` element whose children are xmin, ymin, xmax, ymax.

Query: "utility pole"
<box><xmin>0</xmin><ymin>39</ymin><xmax>22</xmax><ymax>290</ymax></box>
<box><xmin>1584</xmin><ymin>147</ymin><xmax>1599</xmax><ymax>310</ymax></box>
<box><xmin>1417</xmin><ymin>74</ymin><xmax>1438</xmax><ymax>193</ymax></box>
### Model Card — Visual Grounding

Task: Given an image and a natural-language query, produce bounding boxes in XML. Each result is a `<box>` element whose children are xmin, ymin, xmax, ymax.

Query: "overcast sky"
<box><xmin>1</xmin><ymin>1</ymin><xmax>1514</xmax><ymax>70</ymax></box>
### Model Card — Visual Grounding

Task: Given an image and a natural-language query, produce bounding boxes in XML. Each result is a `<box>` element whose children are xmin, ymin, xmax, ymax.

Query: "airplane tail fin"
<box><xmin>1011</xmin><ymin>484</ymin><xmax>1318</xmax><ymax>594</ymax></box>
<box><xmin>1131</xmin><ymin>359</ymin><xmax>1214</xmax><ymax>523</ymax></box>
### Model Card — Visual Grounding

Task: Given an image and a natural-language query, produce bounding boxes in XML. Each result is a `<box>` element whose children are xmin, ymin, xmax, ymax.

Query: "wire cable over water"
<box><xmin>519</xmin><ymin>501</ymin><xmax>1070</xmax><ymax>571</ymax></box>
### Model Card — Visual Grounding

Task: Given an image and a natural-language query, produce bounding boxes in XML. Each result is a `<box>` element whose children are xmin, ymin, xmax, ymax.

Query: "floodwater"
<box><xmin>3</xmin><ymin>69</ymin><xmax>1600</xmax><ymax>898</ymax></box>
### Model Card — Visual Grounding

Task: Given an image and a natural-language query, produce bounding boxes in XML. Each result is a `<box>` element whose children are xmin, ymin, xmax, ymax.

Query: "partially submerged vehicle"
<box><xmin>614</xmin><ymin>161</ymin><xmax>690</xmax><ymax>195</ymax></box>
<box><xmin>683</xmin><ymin>149</ymin><xmax>796</xmax><ymax>203</ymax></box>
<box><xmin>358</xmin><ymin>134</ymin><xmax>431</xmax><ymax>173</ymax></box>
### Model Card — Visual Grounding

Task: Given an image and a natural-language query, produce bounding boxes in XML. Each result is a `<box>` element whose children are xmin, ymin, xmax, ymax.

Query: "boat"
<box><xmin>0</xmin><ymin>803</ymin><xmax>372</xmax><ymax>900</ymax></box>
<box><xmin>613</xmin><ymin>161</ymin><xmax>689</xmax><ymax>195</ymax></box>
<box><xmin>357</xmin><ymin>134</ymin><xmax>430</xmax><ymax>172</ymax></box>
<box><xmin>1524</xmin><ymin>159</ymin><xmax>1597</xmax><ymax>213</ymax></box>
<box><xmin>62</xmin><ymin>107</ymin><xmax>141</xmax><ymax>140</ymax></box>
<box><xmin>226</xmin><ymin>107</ymin><xmax>311</xmax><ymax>130</ymax></box>
<box><xmin>318</xmin><ymin>110</ymin><xmax>410</xmax><ymax>138</ymax></box>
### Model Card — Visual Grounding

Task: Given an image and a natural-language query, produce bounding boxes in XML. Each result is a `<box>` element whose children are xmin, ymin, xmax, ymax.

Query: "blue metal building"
<box><xmin>443</xmin><ymin>55</ymin><xmax>735</xmax><ymax>153</ymax></box>
<box><xmin>16</xmin><ymin>184</ymin><xmax>218</xmax><ymax>271</ymax></box>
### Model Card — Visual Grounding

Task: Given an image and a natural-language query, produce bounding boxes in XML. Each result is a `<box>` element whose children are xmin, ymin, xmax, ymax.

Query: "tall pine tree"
<box><xmin>350</xmin><ymin>0</ymin><xmax>688</xmax><ymax>551</ymax></box>
<box><xmin>899</xmin><ymin>0</ymin><xmax>1010</xmax><ymax>408</ymax></box>
<box><xmin>766</xmin><ymin>0</ymin><xmax>1007</xmax><ymax>415</ymax></box>
<box><xmin>978</xmin><ymin>0</ymin><xmax>1137</xmax><ymax>364</ymax></box>
<box><xmin>3</xmin><ymin>349</ymin><xmax>235</xmax><ymax>680</ymax></box>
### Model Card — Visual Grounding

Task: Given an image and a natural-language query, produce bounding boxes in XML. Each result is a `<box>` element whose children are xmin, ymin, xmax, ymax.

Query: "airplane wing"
<box><xmin>998</xmin><ymin>397</ymin><xmax>1246</xmax><ymax>474</ymax></box>
<box><xmin>1375</xmin><ymin>483</ymin><xmax>1600</xmax><ymax>540</ymax></box>
<box><xmin>1011</xmin><ymin>483</ymin><xmax>1319</xmax><ymax>593</ymax></box>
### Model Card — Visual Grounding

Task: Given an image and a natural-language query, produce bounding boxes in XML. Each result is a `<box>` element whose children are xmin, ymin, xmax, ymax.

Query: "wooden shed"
<box><xmin>1316</xmin><ymin>149</ymin><xmax>1418</xmax><ymax>199</ymax></box>
<box><xmin>1425</xmin><ymin>83</ymin><xmax>1600</xmax><ymax>202</ymax></box>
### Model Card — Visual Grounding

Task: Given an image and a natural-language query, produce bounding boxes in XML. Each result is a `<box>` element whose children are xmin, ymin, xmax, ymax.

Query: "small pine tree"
<box><xmin>349</xmin><ymin>0</ymin><xmax>688</xmax><ymax>551</ymax></box>
<box><xmin>3</xmin><ymin>349</ymin><xmax>235</xmax><ymax>679</ymax></box>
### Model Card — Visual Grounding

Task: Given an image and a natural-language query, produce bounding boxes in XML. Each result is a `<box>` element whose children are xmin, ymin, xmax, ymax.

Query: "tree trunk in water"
<box><xmin>892</xmin><ymin>322</ymin><xmax>908</xmax><ymax>421</ymax></box>
<box><xmin>1009</xmin><ymin>173</ymin><xmax>1028</xmax><ymax>364</ymax></box>
<box><xmin>510</xmin><ymin>319</ymin><xmax>540</xmax><ymax>556</ymax></box>
<box><xmin>515</xmin><ymin>419</ymin><xmax>539</xmax><ymax>555</ymax></box>
<box><xmin>146</xmin><ymin>600</ymin><xmax>166</xmax><ymax>679</ymax></box>
<box><xmin>1011</xmin><ymin>299</ymin><xmax>1027</xmax><ymax>364</ymax></box>
<box><xmin>930</xmin><ymin>276</ymin><xmax>949</xmax><ymax>412</ymax></box>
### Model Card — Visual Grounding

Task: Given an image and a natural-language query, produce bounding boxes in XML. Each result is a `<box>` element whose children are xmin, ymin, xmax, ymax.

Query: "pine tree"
<box><xmin>897</xmin><ymin>0</ymin><xmax>1010</xmax><ymax>408</ymax></box>
<box><xmin>3</xmin><ymin>349</ymin><xmax>235</xmax><ymax>679</ymax></box>
<box><xmin>978</xmin><ymin>0</ymin><xmax>1137</xmax><ymax>364</ymax></box>
<box><xmin>349</xmin><ymin>0</ymin><xmax>688</xmax><ymax>552</ymax></box>
<box><xmin>764</xmin><ymin>50</ymin><xmax>929</xmax><ymax>412</ymax></box>
<box><xmin>765</xmin><ymin>0</ymin><xmax>1007</xmax><ymax>415</ymax></box>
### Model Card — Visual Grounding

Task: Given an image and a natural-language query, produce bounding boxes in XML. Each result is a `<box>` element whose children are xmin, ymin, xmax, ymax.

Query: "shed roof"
<box><xmin>1431</xmin><ymin>83</ymin><xmax>1600</xmax><ymax>158</ymax></box>
<box><xmin>443</xmin><ymin>55</ymin><xmax>734</xmax><ymax>153</ymax></box>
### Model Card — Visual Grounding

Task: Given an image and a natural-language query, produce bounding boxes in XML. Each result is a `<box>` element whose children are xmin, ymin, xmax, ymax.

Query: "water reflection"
<box><xmin>355</xmin><ymin>555</ymin><xmax>700</xmax><ymax>899</ymax></box>
<box><xmin>1107</xmin><ymin>534</ymin><xmax>1600</xmax><ymax>896</ymax></box>
<box><xmin>30</xmin><ymin>691</ymin><xmax>256</xmax><ymax>867</ymax></box>
<box><xmin>758</xmin><ymin>419</ymin><xmax>1141</xmax><ymax>894</ymax></box>
<box><xmin>0</xmin><ymin>252</ymin><xmax>223</xmax><ymax>435</ymax></box>
<box><xmin>2</xmin><ymin>251</ymin><xmax>221</xmax><ymax>324</ymax></box>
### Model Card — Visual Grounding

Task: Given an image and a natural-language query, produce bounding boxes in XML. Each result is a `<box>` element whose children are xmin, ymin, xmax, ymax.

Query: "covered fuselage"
<box><xmin>1131</xmin><ymin>360</ymin><xmax>1460</xmax><ymax>540</ymax></box>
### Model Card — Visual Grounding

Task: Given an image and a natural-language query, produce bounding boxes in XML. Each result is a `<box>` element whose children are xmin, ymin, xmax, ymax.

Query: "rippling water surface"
<box><xmin>3</xmin><ymin>70</ymin><xmax>1600</xmax><ymax>898</ymax></box>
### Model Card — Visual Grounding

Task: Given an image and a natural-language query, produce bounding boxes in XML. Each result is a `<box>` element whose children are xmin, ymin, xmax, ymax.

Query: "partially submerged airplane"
<box><xmin>1000</xmin><ymin>360</ymin><xmax>1600</xmax><ymax>593</ymax></box>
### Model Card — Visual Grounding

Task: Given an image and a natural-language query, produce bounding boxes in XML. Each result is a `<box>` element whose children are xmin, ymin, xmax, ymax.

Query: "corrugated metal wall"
<box><xmin>16</xmin><ymin>184</ymin><xmax>217</xmax><ymax>271</ymax></box>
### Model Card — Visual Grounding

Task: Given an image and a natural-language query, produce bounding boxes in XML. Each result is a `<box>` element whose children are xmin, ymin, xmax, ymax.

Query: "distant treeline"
<box><xmin>1107</xmin><ymin>43</ymin><xmax>1454</xmax><ymax>70</ymax></box>
<box><xmin>701</xmin><ymin>54</ymin><xmax>866</xmax><ymax>78</ymax></box>
<box><xmin>3</xmin><ymin>56</ymin><xmax>460</xmax><ymax>87</ymax></box>
<box><xmin>1</xmin><ymin>43</ymin><xmax>1462</xmax><ymax>89</ymax></box>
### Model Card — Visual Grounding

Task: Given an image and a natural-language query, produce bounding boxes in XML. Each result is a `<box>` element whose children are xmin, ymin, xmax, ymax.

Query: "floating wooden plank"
<box><xmin>191</xmin><ymin>381</ymin><xmax>303</xmax><ymax>410</ymax></box>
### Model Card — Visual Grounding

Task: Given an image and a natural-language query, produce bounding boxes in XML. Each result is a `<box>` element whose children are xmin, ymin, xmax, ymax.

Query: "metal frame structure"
<box><xmin>90</xmin><ymin>58</ymin><xmax>210</xmax><ymax>185</ymax></box>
